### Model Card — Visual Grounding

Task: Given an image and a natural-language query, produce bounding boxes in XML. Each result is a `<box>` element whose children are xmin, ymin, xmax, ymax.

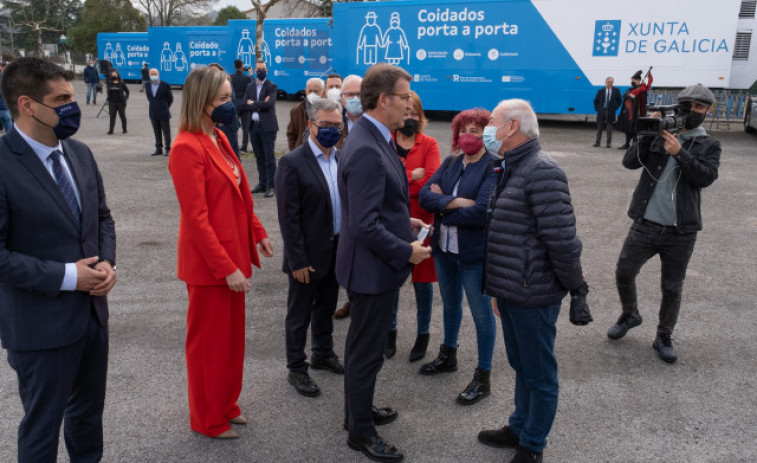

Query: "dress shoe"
<box><xmin>212</xmin><ymin>428</ymin><xmax>240</xmax><ymax>439</ymax></box>
<box><xmin>334</xmin><ymin>301</ymin><xmax>351</xmax><ymax>319</ymax></box>
<box><xmin>264</xmin><ymin>188</ymin><xmax>275</xmax><ymax>198</ymax></box>
<box><xmin>347</xmin><ymin>435</ymin><xmax>404</xmax><ymax>462</ymax></box>
<box><xmin>384</xmin><ymin>330</ymin><xmax>397</xmax><ymax>359</ymax></box>
<box><xmin>123</xmin><ymin>130</ymin><xmax>127</xmax><ymax>134</ymax></box>
<box><xmin>653</xmin><ymin>333</ymin><xmax>677</xmax><ymax>363</ymax></box>
<box><xmin>150</xmin><ymin>151</ymin><xmax>163</xmax><ymax>156</ymax></box>
<box><xmin>287</xmin><ymin>371</ymin><xmax>320</xmax><ymax>397</ymax></box>
<box><xmin>163</xmin><ymin>152</ymin><xmax>169</xmax><ymax>157</ymax></box>
<box><xmin>229</xmin><ymin>413</ymin><xmax>248</xmax><ymax>425</ymax></box>
<box><xmin>343</xmin><ymin>406</ymin><xmax>398</xmax><ymax>430</ymax></box>
<box><xmin>250</xmin><ymin>184</ymin><xmax>266</xmax><ymax>193</ymax></box>
<box><xmin>606</xmin><ymin>144</ymin><xmax>612</xmax><ymax>148</ymax></box>
<box><xmin>618</xmin><ymin>144</ymin><xmax>630</xmax><ymax>149</ymax></box>
<box><xmin>478</xmin><ymin>425</ymin><xmax>520</xmax><ymax>448</ymax></box>
<box><xmin>419</xmin><ymin>344</ymin><xmax>457</xmax><ymax>375</ymax></box>
<box><xmin>310</xmin><ymin>354</ymin><xmax>344</xmax><ymax>374</ymax></box>
<box><xmin>457</xmin><ymin>368</ymin><xmax>491</xmax><ymax>405</ymax></box>
<box><xmin>107</xmin><ymin>131</ymin><xmax>113</xmax><ymax>135</ymax></box>
<box><xmin>510</xmin><ymin>447</ymin><xmax>543</xmax><ymax>463</ymax></box>
<box><xmin>607</xmin><ymin>312</ymin><xmax>642</xmax><ymax>340</ymax></box>
<box><xmin>409</xmin><ymin>333</ymin><xmax>429</xmax><ymax>362</ymax></box>
<box><xmin>592</xmin><ymin>142</ymin><xmax>600</xmax><ymax>147</ymax></box>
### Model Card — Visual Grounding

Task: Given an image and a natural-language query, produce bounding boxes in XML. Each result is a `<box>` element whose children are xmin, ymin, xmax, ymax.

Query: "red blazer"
<box><xmin>396</xmin><ymin>131</ymin><xmax>440</xmax><ymax>283</ymax></box>
<box><xmin>169</xmin><ymin>128</ymin><xmax>268</xmax><ymax>286</ymax></box>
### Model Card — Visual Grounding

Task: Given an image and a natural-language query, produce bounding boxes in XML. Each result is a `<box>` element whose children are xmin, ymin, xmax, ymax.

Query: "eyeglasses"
<box><xmin>315</xmin><ymin>120</ymin><xmax>344</xmax><ymax>130</ymax></box>
<box><xmin>343</xmin><ymin>92</ymin><xmax>360</xmax><ymax>98</ymax></box>
<box><xmin>389</xmin><ymin>93</ymin><xmax>412</xmax><ymax>103</ymax></box>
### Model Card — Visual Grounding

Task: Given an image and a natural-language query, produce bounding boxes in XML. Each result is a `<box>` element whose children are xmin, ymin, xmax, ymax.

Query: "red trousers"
<box><xmin>185</xmin><ymin>284</ymin><xmax>245</xmax><ymax>437</ymax></box>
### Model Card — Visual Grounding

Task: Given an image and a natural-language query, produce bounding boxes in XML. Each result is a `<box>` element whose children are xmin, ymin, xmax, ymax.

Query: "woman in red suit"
<box><xmin>169</xmin><ymin>66</ymin><xmax>273</xmax><ymax>439</ymax></box>
<box><xmin>387</xmin><ymin>90</ymin><xmax>441</xmax><ymax>361</ymax></box>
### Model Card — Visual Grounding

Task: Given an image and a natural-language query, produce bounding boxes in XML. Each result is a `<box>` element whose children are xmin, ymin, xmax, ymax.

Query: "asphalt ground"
<box><xmin>0</xmin><ymin>80</ymin><xmax>755</xmax><ymax>463</ymax></box>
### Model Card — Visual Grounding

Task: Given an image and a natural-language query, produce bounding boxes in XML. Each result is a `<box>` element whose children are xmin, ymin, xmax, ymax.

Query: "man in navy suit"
<box><xmin>275</xmin><ymin>97</ymin><xmax>346</xmax><ymax>398</ymax></box>
<box><xmin>243</xmin><ymin>60</ymin><xmax>279</xmax><ymax>198</ymax></box>
<box><xmin>145</xmin><ymin>68</ymin><xmax>173</xmax><ymax>156</ymax></box>
<box><xmin>0</xmin><ymin>57</ymin><xmax>116</xmax><ymax>463</ymax></box>
<box><xmin>336</xmin><ymin>62</ymin><xmax>431</xmax><ymax>463</ymax></box>
<box><xmin>593</xmin><ymin>76</ymin><xmax>622</xmax><ymax>148</ymax></box>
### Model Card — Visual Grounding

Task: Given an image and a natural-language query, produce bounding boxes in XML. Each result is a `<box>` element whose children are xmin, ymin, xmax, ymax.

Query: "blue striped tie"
<box><xmin>49</xmin><ymin>150</ymin><xmax>81</xmax><ymax>224</ymax></box>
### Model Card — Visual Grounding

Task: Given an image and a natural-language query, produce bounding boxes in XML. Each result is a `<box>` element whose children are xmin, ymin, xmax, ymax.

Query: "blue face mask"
<box><xmin>483</xmin><ymin>125</ymin><xmax>503</xmax><ymax>154</ymax></box>
<box><xmin>210</xmin><ymin>101</ymin><xmax>236</xmax><ymax>126</ymax></box>
<box><xmin>315</xmin><ymin>126</ymin><xmax>341</xmax><ymax>148</ymax></box>
<box><xmin>256</xmin><ymin>70</ymin><xmax>267</xmax><ymax>81</ymax></box>
<box><xmin>150</xmin><ymin>75</ymin><xmax>159</xmax><ymax>82</ymax></box>
<box><xmin>34</xmin><ymin>100</ymin><xmax>81</xmax><ymax>140</ymax></box>
<box><xmin>345</xmin><ymin>97</ymin><xmax>362</xmax><ymax>116</ymax></box>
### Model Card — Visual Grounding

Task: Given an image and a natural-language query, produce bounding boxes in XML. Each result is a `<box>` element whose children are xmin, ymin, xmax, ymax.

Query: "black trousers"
<box><xmin>239</xmin><ymin>111</ymin><xmax>251</xmax><ymax>151</ymax></box>
<box><xmin>108</xmin><ymin>102</ymin><xmax>126</xmax><ymax>133</ymax></box>
<box><xmin>151</xmin><ymin>118</ymin><xmax>171</xmax><ymax>153</ymax></box>
<box><xmin>344</xmin><ymin>289</ymin><xmax>396</xmax><ymax>438</ymax></box>
<box><xmin>250</xmin><ymin>122</ymin><xmax>277</xmax><ymax>188</ymax></box>
<box><xmin>7</xmin><ymin>309</ymin><xmax>108</xmax><ymax>463</ymax></box>
<box><xmin>616</xmin><ymin>220</ymin><xmax>698</xmax><ymax>335</ymax></box>
<box><xmin>285</xmin><ymin>257</ymin><xmax>339</xmax><ymax>374</ymax></box>
<box><xmin>595</xmin><ymin>110</ymin><xmax>613</xmax><ymax>146</ymax></box>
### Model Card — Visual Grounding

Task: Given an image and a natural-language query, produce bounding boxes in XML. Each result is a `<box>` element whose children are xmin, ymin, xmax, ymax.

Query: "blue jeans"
<box><xmin>435</xmin><ymin>252</ymin><xmax>495</xmax><ymax>371</ymax></box>
<box><xmin>389</xmin><ymin>282</ymin><xmax>433</xmax><ymax>334</ymax></box>
<box><xmin>498</xmin><ymin>299</ymin><xmax>560</xmax><ymax>454</ymax></box>
<box><xmin>0</xmin><ymin>109</ymin><xmax>11</xmax><ymax>133</ymax></box>
<box><xmin>86</xmin><ymin>83</ymin><xmax>97</xmax><ymax>104</ymax></box>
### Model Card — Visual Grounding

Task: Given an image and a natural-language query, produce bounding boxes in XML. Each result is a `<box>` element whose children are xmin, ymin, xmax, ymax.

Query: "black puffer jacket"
<box><xmin>623</xmin><ymin>133</ymin><xmax>720</xmax><ymax>233</ymax></box>
<box><xmin>484</xmin><ymin>139</ymin><xmax>583</xmax><ymax>307</ymax></box>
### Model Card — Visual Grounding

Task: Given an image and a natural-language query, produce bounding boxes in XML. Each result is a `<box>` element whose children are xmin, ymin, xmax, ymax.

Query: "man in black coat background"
<box><xmin>593</xmin><ymin>76</ymin><xmax>622</xmax><ymax>148</ymax></box>
<box><xmin>243</xmin><ymin>61</ymin><xmax>279</xmax><ymax>197</ymax></box>
<box><xmin>145</xmin><ymin>68</ymin><xmax>173</xmax><ymax>157</ymax></box>
<box><xmin>231</xmin><ymin>59</ymin><xmax>252</xmax><ymax>153</ymax></box>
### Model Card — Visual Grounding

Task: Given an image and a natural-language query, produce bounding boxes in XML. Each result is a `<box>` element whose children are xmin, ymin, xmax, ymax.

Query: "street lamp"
<box><xmin>59</xmin><ymin>33</ymin><xmax>67</xmax><ymax>66</ymax></box>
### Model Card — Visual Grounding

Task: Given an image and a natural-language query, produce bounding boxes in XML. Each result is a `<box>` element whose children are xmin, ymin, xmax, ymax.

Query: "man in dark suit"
<box><xmin>275</xmin><ymin>97</ymin><xmax>345</xmax><ymax>398</ymax></box>
<box><xmin>336</xmin><ymin>62</ymin><xmax>431</xmax><ymax>463</ymax></box>
<box><xmin>243</xmin><ymin>60</ymin><xmax>279</xmax><ymax>198</ymax></box>
<box><xmin>0</xmin><ymin>57</ymin><xmax>116</xmax><ymax>463</ymax></box>
<box><xmin>145</xmin><ymin>68</ymin><xmax>173</xmax><ymax>156</ymax></box>
<box><xmin>231</xmin><ymin>59</ymin><xmax>252</xmax><ymax>153</ymax></box>
<box><xmin>593</xmin><ymin>76</ymin><xmax>622</xmax><ymax>148</ymax></box>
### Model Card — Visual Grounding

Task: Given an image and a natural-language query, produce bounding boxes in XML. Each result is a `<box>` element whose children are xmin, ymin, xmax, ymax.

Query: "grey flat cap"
<box><xmin>678</xmin><ymin>83</ymin><xmax>715</xmax><ymax>106</ymax></box>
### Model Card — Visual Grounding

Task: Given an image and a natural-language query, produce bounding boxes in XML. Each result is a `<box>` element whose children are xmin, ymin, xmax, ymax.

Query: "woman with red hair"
<box><xmin>418</xmin><ymin>108</ymin><xmax>498</xmax><ymax>405</ymax></box>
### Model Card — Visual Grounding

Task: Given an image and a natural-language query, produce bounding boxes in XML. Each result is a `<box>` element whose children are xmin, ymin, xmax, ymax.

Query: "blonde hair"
<box><xmin>408</xmin><ymin>90</ymin><xmax>427</xmax><ymax>133</ymax></box>
<box><xmin>179</xmin><ymin>66</ymin><xmax>228</xmax><ymax>133</ymax></box>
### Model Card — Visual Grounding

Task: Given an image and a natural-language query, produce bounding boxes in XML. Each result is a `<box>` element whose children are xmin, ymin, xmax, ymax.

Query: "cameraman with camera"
<box><xmin>607</xmin><ymin>84</ymin><xmax>721</xmax><ymax>364</ymax></box>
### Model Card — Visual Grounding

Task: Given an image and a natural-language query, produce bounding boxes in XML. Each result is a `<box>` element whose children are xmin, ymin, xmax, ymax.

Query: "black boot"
<box><xmin>384</xmin><ymin>330</ymin><xmax>397</xmax><ymax>359</ymax></box>
<box><xmin>419</xmin><ymin>344</ymin><xmax>457</xmax><ymax>375</ymax></box>
<box><xmin>457</xmin><ymin>368</ymin><xmax>491</xmax><ymax>405</ymax></box>
<box><xmin>409</xmin><ymin>333</ymin><xmax>430</xmax><ymax>362</ymax></box>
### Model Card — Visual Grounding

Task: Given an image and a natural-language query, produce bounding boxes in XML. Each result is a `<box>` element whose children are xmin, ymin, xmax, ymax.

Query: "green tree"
<box><xmin>69</xmin><ymin>0</ymin><xmax>146</xmax><ymax>54</ymax></box>
<box><xmin>4</xmin><ymin>0</ymin><xmax>82</xmax><ymax>56</ymax></box>
<box><xmin>213</xmin><ymin>6</ymin><xmax>247</xmax><ymax>26</ymax></box>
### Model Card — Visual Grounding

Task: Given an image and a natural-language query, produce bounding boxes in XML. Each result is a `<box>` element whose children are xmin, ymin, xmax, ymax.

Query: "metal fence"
<box><xmin>648</xmin><ymin>88</ymin><xmax>750</xmax><ymax>126</ymax></box>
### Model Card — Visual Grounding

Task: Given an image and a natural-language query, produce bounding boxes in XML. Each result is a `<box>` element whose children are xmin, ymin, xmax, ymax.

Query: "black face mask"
<box><xmin>685</xmin><ymin>111</ymin><xmax>706</xmax><ymax>130</ymax></box>
<box><xmin>631</xmin><ymin>81</ymin><xmax>639</xmax><ymax>88</ymax></box>
<box><xmin>398</xmin><ymin>118</ymin><xmax>419</xmax><ymax>137</ymax></box>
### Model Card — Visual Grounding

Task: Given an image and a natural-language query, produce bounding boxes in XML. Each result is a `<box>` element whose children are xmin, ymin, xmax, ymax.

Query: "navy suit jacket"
<box><xmin>336</xmin><ymin>116</ymin><xmax>414</xmax><ymax>295</ymax></box>
<box><xmin>594</xmin><ymin>86</ymin><xmax>622</xmax><ymax>123</ymax></box>
<box><xmin>145</xmin><ymin>80</ymin><xmax>173</xmax><ymax>120</ymax></box>
<box><xmin>275</xmin><ymin>141</ymin><xmax>339</xmax><ymax>281</ymax></box>
<box><xmin>0</xmin><ymin>128</ymin><xmax>116</xmax><ymax>351</ymax></box>
<box><xmin>242</xmin><ymin>79</ymin><xmax>279</xmax><ymax>132</ymax></box>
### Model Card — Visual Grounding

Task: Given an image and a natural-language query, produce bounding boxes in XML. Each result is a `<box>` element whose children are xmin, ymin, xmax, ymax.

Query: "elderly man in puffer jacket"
<box><xmin>476</xmin><ymin>99</ymin><xmax>585</xmax><ymax>463</ymax></box>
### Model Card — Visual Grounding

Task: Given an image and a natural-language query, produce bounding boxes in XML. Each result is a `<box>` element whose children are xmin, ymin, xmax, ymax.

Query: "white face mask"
<box><xmin>326</xmin><ymin>88</ymin><xmax>342</xmax><ymax>103</ymax></box>
<box><xmin>483</xmin><ymin>125</ymin><xmax>503</xmax><ymax>154</ymax></box>
<box><xmin>345</xmin><ymin>97</ymin><xmax>363</xmax><ymax>116</ymax></box>
<box><xmin>306</xmin><ymin>92</ymin><xmax>320</xmax><ymax>105</ymax></box>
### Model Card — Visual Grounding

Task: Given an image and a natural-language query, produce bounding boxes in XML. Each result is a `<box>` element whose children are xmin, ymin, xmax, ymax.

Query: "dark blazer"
<box><xmin>231</xmin><ymin>71</ymin><xmax>252</xmax><ymax>111</ymax></box>
<box><xmin>242</xmin><ymin>79</ymin><xmax>279</xmax><ymax>132</ymax></box>
<box><xmin>419</xmin><ymin>151</ymin><xmax>498</xmax><ymax>264</ymax></box>
<box><xmin>594</xmin><ymin>86</ymin><xmax>622</xmax><ymax>123</ymax></box>
<box><xmin>275</xmin><ymin>141</ymin><xmax>338</xmax><ymax>281</ymax></box>
<box><xmin>0</xmin><ymin>128</ymin><xmax>116</xmax><ymax>351</ymax></box>
<box><xmin>336</xmin><ymin>116</ymin><xmax>414</xmax><ymax>295</ymax></box>
<box><xmin>145</xmin><ymin>80</ymin><xmax>173</xmax><ymax>121</ymax></box>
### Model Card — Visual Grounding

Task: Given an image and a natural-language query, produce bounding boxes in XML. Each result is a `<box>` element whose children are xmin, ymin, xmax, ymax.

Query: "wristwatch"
<box><xmin>97</xmin><ymin>258</ymin><xmax>116</xmax><ymax>271</ymax></box>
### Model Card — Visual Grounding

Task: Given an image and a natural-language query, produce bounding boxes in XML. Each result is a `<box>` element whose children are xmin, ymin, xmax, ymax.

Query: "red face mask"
<box><xmin>458</xmin><ymin>133</ymin><xmax>483</xmax><ymax>155</ymax></box>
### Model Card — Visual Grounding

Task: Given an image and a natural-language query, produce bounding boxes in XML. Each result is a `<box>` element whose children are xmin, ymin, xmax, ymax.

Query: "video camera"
<box><xmin>636</xmin><ymin>104</ymin><xmax>690</xmax><ymax>136</ymax></box>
